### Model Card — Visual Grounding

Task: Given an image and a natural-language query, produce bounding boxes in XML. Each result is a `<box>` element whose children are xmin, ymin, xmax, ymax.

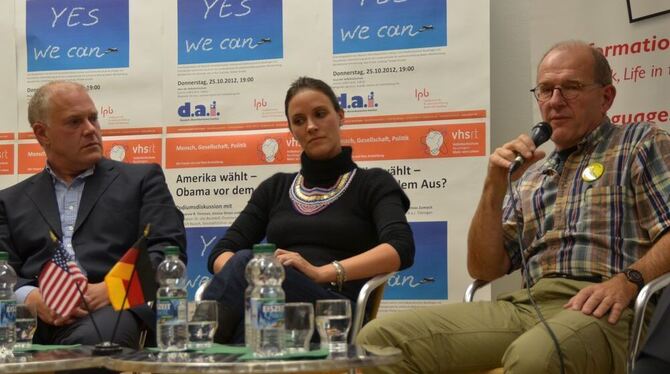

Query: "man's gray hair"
<box><xmin>28</xmin><ymin>81</ymin><xmax>87</xmax><ymax>127</ymax></box>
<box><xmin>540</xmin><ymin>40</ymin><xmax>613</xmax><ymax>86</ymax></box>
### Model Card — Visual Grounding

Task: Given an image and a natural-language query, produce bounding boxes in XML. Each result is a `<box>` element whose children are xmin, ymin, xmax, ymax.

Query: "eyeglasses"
<box><xmin>530</xmin><ymin>82</ymin><xmax>602</xmax><ymax>102</ymax></box>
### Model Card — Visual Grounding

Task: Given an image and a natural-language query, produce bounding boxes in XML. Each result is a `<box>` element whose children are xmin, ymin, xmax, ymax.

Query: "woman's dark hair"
<box><xmin>284</xmin><ymin>77</ymin><xmax>342</xmax><ymax>122</ymax></box>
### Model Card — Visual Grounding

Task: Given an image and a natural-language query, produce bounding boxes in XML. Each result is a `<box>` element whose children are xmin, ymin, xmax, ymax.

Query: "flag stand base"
<box><xmin>93</xmin><ymin>341</ymin><xmax>122</xmax><ymax>356</ymax></box>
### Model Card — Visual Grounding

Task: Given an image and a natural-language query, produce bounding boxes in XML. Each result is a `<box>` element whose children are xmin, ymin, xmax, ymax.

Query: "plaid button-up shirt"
<box><xmin>502</xmin><ymin>119</ymin><xmax>670</xmax><ymax>285</ymax></box>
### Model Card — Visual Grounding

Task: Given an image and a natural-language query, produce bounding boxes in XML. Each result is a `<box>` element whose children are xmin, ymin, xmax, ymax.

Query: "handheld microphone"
<box><xmin>509</xmin><ymin>121</ymin><xmax>552</xmax><ymax>173</ymax></box>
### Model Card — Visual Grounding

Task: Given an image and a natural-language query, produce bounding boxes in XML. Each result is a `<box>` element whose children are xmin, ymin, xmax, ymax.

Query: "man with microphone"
<box><xmin>358</xmin><ymin>40</ymin><xmax>670</xmax><ymax>373</ymax></box>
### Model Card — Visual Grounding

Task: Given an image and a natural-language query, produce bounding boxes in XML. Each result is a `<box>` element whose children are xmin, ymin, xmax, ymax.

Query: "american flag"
<box><xmin>38</xmin><ymin>236</ymin><xmax>88</xmax><ymax>319</ymax></box>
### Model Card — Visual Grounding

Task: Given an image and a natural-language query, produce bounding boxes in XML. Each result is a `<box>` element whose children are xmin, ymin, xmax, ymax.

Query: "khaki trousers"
<box><xmin>357</xmin><ymin>278</ymin><xmax>646</xmax><ymax>374</ymax></box>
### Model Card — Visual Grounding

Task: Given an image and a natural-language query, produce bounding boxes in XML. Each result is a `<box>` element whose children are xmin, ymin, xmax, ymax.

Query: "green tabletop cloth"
<box><xmin>13</xmin><ymin>344</ymin><xmax>82</xmax><ymax>352</ymax></box>
<box><xmin>146</xmin><ymin>343</ymin><xmax>248</xmax><ymax>354</ymax></box>
<box><xmin>147</xmin><ymin>343</ymin><xmax>329</xmax><ymax>360</ymax></box>
<box><xmin>237</xmin><ymin>348</ymin><xmax>329</xmax><ymax>361</ymax></box>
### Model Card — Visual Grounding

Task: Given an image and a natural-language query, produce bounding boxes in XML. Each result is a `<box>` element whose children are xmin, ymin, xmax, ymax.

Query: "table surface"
<box><xmin>0</xmin><ymin>346</ymin><xmax>107</xmax><ymax>374</ymax></box>
<box><xmin>0</xmin><ymin>345</ymin><xmax>401</xmax><ymax>373</ymax></box>
<box><xmin>109</xmin><ymin>345</ymin><xmax>401</xmax><ymax>373</ymax></box>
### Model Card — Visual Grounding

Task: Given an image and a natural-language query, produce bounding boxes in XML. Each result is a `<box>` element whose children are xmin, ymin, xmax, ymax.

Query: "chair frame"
<box><xmin>463</xmin><ymin>272</ymin><xmax>670</xmax><ymax>374</ymax></box>
<box><xmin>350</xmin><ymin>272</ymin><xmax>394</xmax><ymax>340</ymax></box>
<box><xmin>194</xmin><ymin>278</ymin><xmax>210</xmax><ymax>302</ymax></box>
<box><xmin>628</xmin><ymin>273</ymin><xmax>670</xmax><ymax>373</ymax></box>
<box><xmin>137</xmin><ymin>300</ymin><xmax>154</xmax><ymax>349</ymax></box>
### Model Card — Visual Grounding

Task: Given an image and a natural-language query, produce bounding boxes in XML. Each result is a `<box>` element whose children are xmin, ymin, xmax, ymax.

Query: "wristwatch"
<box><xmin>623</xmin><ymin>268</ymin><xmax>645</xmax><ymax>293</ymax></box>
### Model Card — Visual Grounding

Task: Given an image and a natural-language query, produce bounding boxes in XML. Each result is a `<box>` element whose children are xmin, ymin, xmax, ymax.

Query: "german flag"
<box><xmin>104</xmin><ymin>225</ymin><xmax>157</xmax><ymax>310</ymax></box>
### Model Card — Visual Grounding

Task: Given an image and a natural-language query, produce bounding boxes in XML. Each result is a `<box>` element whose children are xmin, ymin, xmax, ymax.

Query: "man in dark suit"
<box><xmin>0</xmin><ymin>81</ymin><xmax>186</xmax><ymax>348</ymax></box>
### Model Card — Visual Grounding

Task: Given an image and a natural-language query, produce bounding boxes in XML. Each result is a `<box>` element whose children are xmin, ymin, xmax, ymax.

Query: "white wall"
<box><xmin>491</xmin><ymin>0</ymin><xmax>533</xmax><ymax>148</ymax></box>
<box><xmin>488</xmin><ymin>0</ymin><xmax>532</xmax><ymax>295</ymax></box>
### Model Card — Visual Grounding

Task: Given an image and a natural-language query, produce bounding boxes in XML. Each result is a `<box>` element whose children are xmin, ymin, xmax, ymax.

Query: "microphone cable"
<box><xmin>507</xmin><ymin>168</ymin><xmax>566</xmax><ymax>374</ymax></box>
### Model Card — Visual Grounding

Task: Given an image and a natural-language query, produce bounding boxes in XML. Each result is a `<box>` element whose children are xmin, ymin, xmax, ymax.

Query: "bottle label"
<box><xmin>251</xmin><ymin>298</ymin><xmax>284</xmax><ymax>329</ymax></box>
<box><xmin>156</xmin><ymin>297</ymin><xmax>187</xmax><ymax>321</ymax></box>
<box><xmin>0</xmin><ymin>300</ymin><xmax>16</xmax><ymax>327</ymax></box>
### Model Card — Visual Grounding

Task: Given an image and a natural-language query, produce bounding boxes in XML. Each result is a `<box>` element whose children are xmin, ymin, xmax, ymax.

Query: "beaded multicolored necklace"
<box><xmin>289</xmin><ymin>168</ymin><xmax>356</xmax><ymax>215</ymax></box>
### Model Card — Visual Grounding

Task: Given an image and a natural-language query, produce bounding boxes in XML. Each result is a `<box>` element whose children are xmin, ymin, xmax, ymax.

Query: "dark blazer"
<box><xmin>0</xmin><ymin>158</ymin><xmax>186</xmax><ymax>326</ymax></box>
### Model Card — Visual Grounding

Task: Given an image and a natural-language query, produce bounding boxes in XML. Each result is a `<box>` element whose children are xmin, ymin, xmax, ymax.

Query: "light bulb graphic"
<box><xmin>425</xmin><ymin>130</ymin><xmax>444</xmax><ymax>156</ymax></box>
<box><xmin>109</xmin><ymin>144</ymin><xmax>126</xmax><ymax>161</ymax></box>
<box><xmin>261</xmin><ymin>138</ymin><xmax>279</xmax><ymax>162</ymax></box>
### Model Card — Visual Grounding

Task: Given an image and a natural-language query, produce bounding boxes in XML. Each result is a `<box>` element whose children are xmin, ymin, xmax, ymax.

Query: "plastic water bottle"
<box><xmin>0</xmin><ymin>252</ymin><xmax>16</xmax><ymax>356</ymax></box>
<box><xmin>156</xmin><ymin>246</ymin><xmax>188</xmax><ymax>351</ymax></box>
<box><xmin>248</xmin><ymin>243</ymin><xmax>285</xmax><ymax>357</ymax></box>
<box><xmin>244</xmin><ymin>249</ymin><xmax>261</xmax><ymax>348</ymax></box>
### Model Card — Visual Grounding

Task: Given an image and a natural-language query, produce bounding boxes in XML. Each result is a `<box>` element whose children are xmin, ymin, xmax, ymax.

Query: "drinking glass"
<box><xmin>315</xmin><ymin>299</ymin><xmax>351</xmax><ymax>353</ymax></box>
<box><xmin>14</xmin><ymin>304</ymin><xmax>37</xmax><ymax>350</ymax></box>
<box><xmin>187</xmin><ymin>300</ymin><xmax>218</xmax><ymax>349</ymax></box>
<box><xmin>284</xmin><ymin>302</ymin><xmax>314</xmax><ymax>353</ymax></box>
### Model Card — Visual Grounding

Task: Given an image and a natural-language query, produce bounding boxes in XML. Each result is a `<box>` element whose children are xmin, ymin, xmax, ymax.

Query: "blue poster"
<box><xmin>26</xmin><ymin>0</ymin><xmax>129</xmax><ymax>72</ymax></box>
<box><xmin>178</xmin><ymin>0</ymin><xmax>283</xmax><ymax>64</ymax></box>
<box><xmin>186</xmin><ymin>221</ymin><xmax>448</xmax><ymax>300</ymax></box>
<box><xmin>383</xmin><ymin>221</ymin><xmax>448</xmax><ymax>300</ymax></box>
<box><xmin>333</xmin><ymin>0</ymin><xmax>447</xmax><ymax>54</ymax></box>
<box><xmin>185</xmin><ymin>226</ymin><xmax>228</xmax><ymax>300</ymax></box>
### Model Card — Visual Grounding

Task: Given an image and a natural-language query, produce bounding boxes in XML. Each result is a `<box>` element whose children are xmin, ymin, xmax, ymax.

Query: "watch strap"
<box><xmin>623</xmin><ymin>268</ymin><xmax>644</xmax><ymax>292</ymax></box>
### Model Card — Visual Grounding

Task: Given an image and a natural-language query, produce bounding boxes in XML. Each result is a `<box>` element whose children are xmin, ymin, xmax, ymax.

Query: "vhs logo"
<box><xmin>178</xmin><ymin>100</ymin><xmax>220</xmax><ymax>119</ymax></box>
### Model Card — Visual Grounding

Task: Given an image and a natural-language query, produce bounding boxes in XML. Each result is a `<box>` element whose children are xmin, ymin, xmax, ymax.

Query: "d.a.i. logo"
<box><xmin>177</xmin><ymin>100</ymin><xmax>221</xmax><ymax>119</ymax></box>
<box><xmin>337</xmin><ymin>91</ymin><xmax>379</xmax><ymax>110</ymax></box>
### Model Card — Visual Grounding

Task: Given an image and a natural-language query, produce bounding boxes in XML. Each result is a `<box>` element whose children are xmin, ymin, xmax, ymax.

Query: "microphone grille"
<box><xmin>531</xmin><ymin>121</ymin><xmax>552</xmax><ymax>146</ymax></box>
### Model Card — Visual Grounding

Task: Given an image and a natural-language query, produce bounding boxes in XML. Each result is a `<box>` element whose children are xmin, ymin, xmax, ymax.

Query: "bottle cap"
<box><xmin>0</xmin><ymin>252</ymin><xmax>7</xmax><ymax>261</ymax></box>
<box><xmin>252</xmin><ymin>243</ymin><xmax>276</xmax><ymax>254</ymax></box>
<box><xmin>163</xmin><ymin>246</ymin><xmax>180</xmax><ymax>256</ymax></box>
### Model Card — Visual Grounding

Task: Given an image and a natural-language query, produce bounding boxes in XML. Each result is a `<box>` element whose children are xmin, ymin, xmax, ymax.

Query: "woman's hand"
<box><xmin>275</xmin><ymin>244</ymin><xmax>402</xmax><ymax>285</ymax></box>
<box><xmin>275</xmin><ymin>249</ymin><xmax>324</xmax><ymax>282</ymax></box>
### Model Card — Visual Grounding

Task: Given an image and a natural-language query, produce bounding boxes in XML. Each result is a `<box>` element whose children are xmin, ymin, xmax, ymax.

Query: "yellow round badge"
<box><xmin>582</xmin><ymin>162</ymin><xmax>604</xmax><ymax>182</ymax></box>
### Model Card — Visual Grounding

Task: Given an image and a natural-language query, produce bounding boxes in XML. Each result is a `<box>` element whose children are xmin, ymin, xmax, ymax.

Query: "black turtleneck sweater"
<box><xmin>207</xmin><ymin>147</ymin><xmax>415</xmax><ymax>300</ymax></box>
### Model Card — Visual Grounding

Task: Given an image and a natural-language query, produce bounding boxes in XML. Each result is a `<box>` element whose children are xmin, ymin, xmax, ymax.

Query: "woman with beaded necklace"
<box><xmin>203</xmin><ymin>77</ymin><xmax>415</xmax><ymax>343</ymax></box>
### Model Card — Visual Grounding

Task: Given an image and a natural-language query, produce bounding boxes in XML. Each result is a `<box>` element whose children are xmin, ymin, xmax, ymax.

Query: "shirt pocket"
<box><xmin>573</xmin><ymin>185</ymin><xmax>629</xmax><ymax>237</ymax></box>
